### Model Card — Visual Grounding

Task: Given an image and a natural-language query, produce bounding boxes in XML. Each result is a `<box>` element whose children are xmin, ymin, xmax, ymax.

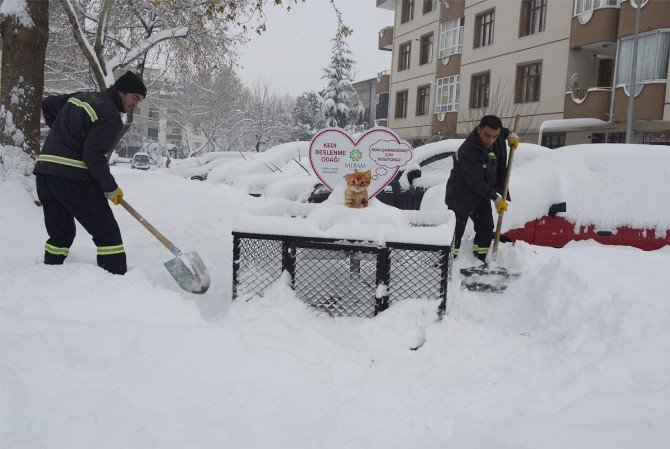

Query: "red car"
<box><xmin>422</xmin><ymin>143</ymin><xmax>670</xmax><ymax>251</ymax></box>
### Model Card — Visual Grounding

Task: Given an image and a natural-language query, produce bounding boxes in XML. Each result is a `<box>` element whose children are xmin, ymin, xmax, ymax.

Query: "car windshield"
<box><xmin>136</xmin><ymin>155</ymin><xmax>149</xmax><ymax>163</ymax></box>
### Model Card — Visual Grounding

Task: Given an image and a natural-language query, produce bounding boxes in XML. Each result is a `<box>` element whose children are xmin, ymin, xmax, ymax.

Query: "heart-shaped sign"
<box><xmin>309</xmin><ymin>127</ymin><xmax>413</xmax><ymax>200</ymax></box>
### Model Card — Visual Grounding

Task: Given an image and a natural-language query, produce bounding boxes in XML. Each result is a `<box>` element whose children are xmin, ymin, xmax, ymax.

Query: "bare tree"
<box><xmin>243</xmin><ymin>78</ymin><xmax>295</xmax><ymax>152</ymax></box>
<box><xmin>154</xmin><ymin>68</ymin><xmax>250</xmax><ymax>156</ymax></box>
<box><xmin>55</xmin><ymin>0</ymin><xmax>301</xmax><ymax>91</ymax></box>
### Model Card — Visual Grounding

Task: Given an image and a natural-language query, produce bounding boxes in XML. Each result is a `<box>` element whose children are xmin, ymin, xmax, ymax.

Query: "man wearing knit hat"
<box><xmin>33</xmin><ymin>71</ymin><xmax>147</xmax><ymax>275</ymax></box>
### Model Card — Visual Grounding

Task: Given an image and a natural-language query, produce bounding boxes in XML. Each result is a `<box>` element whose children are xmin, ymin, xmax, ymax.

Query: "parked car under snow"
<box><xmin>206</xmin><ymin>141</ymin><xmax>310</xmax><ymax>186</ymax></box>
<box><xmin>421</xmin><ymin>143</ymin><xmax>670</xmax><ymax>250</ymax></box>
<box><xmin>168</xmin><ymin>151</ymin><xmax>249</xmax><ymax>180</ymax></box>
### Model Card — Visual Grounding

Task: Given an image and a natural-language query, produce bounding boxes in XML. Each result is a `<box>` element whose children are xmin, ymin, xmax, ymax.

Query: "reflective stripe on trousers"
<box><xmin>45</xmin><ymin>243</ymin><xmax>69</xmax><ymax>256</ymax></box>
<box><xmin>97</xmin><ymin>244</ymin><xmax>125</xmax><ymax>256</ymax></box>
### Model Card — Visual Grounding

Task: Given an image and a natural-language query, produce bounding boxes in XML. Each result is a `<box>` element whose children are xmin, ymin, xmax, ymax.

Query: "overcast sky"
<box><xmin>237</xmin><ymin>0</ymin><xmax>394</xmax><ymax>96</ymax></box>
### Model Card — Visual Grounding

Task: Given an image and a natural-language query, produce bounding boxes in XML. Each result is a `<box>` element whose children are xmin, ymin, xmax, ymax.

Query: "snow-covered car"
<box><xmin>206</xmin><ymin>141</ymin><xmax>310</xmax><ymax>185</ymax></box>
<box><xmin>168</xmin><ymin>151</ymin><xmax>249</xmax><ymax>180</ymax></box>
<box><xmin>131</xmin><ymin>152</ymin><xmax>151</xmax><ymax>170</ymax></box>
<box><xmin>421</xmin><ymin>143</ymin><xmax>670</xmax><ymax>250</ymax></box>
<box><xmin>232</xmin><ymin>158</ymin><xmax>314</xmax><ymax>197</ymax></box>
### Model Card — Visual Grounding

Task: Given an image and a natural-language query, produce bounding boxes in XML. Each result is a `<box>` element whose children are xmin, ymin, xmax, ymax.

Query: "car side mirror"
<box><xmin>407</xmin><ymin>168</ymin><xmax>421</xmax><ymax>186</ymax></box>
<box><xmin>548</xmin><ymin>202</ymin><xmax>567</xmax><ymax>216</ymax></box>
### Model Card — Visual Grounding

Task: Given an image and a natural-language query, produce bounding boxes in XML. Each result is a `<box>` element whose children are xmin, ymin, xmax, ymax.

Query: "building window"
<box><xmin>591</xmin><ymin>132</ymin><xmax>606</xmax><ymax>143</ymax></box>
<box><xmin>167</xmin><ymin>128</ymin><xmax>182</xmax><ymax>141</ymax></box>
<box><xmin>148</xmin><ymin>127</ymin><xmax>159</xmax><ymax>141</ymax></box>
<box><xmin>395</xmin><ymin>90</ymin><xmax>409</xmax><ymax>118</ymax></box>
<box><xmin>608</xmin><ymin>132</ymin><xmax>626</xmax><ymax>143</ymax></box>
<box><xmin>401</xmin><ymin>0</ymin><xmax>415</xmax><ymax>23</ymax></box>
<box><xmin>416</xmin><ymin>85</ymin><xmax>431</xmax><ymax>116</ymax></box>
<box><xmin>542</xmin><ymin>132</ymin><xmax>566</xmax><ymax>148</ymax></box>
<box><xmin>435</xmin><ymin>75</ymin><xmax>460</xmax><ymax>113</ymax></box>
<box><xmin>520</xmin><ymin>0</ymin><xmax>546</xmax><ymax>36</ymax></box>
<box><xmin>574</xmin><ymin>0</ymin><xmax>619</xmax><ymax>16</ymax></box>
<box><xmin>516</xmin><ymin>61</ymin><xmax>542</xmax><ymax>103</ymax></box>
<box><xmin>376</xmin><ymin>92</ymin><xmax>389</xmax><ymax>119</ymax></box>
<box><xmin>470</xmin><ymin>71</ymin><xmax>490</xmax><ymax>108</ymax></box>
<box><xmin>475</xmin><ymin>9</ymin><xmax>495</xmax><ymax>48</ymax></box>
<box><xmin>420</xmin><ymin>33</ymin><xmax>434</xmax><ymax>65</ymax></box>
<box><xmin>135</xmin><ymin>107</ymin><xmax>141</xmax><ymax>115</ymax></box>
<box><xmin>439</xmin><ymin>17</ymin><xmax>464</xmax><ymax>58</ymax></box>
<box><xmin>423</xmin><ymin>0</ymin><xmax>437</xmax><ymax>14</ymax></box>
<box><xmin>399</xmin><ymin>41</ymin><xmax>411</xmax><ymax>71</ymax></box>
<box><xmin>617</xmin><ymin>31</ymin><xmax>670</xmax><ymax>85</ymax></box>
<box><xmin>148</xmin><ymin>107</ymin><xmax>160</xmax><ymax>119</ymax></box>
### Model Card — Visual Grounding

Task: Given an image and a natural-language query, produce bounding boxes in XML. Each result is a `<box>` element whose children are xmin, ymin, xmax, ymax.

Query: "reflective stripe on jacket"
<box><xmin>34</xmin><ymin>87</ymin><xmax>125</xmax><ymax>192</ymax></box>
<box><xmin>445</xmin><ymin>127</ymin><xmax>510</xmax><ymax>215</ymax></box>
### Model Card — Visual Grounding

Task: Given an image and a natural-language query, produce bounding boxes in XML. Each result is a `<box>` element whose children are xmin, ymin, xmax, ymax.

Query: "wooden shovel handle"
<box><xmin>119</xmin><ymin>198</ymin><xmax>179</xmax><ymax>255</ymax></box>
<box><xmin>492</xmin><ymin>114</ymin><xmax>520</xmax><ymax>261</ymax></box>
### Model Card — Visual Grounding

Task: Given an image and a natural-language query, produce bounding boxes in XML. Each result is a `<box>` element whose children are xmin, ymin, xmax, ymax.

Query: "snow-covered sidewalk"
<box><xmin>2</xmin><ymin>166</ymin><xmax>669</xmax><ymax>449</ymax></box>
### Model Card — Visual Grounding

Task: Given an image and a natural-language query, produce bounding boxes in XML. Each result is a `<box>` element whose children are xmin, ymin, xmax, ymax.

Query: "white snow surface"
<box><xmin>2</xmin><ymin>164</ymin><xmax>670</xmax><ymax>448</ymax></box>
<box><xmin>233</xmin><ymin>187</ymin><xmax>455</xmax><ymax>246</ymax></box>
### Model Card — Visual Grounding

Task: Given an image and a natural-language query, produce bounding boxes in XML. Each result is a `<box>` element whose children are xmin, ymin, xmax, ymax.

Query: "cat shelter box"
<box><xmin>231</xmin><ymin>207</ymin><xmax>455</xmax><ymax>318</ymax></box>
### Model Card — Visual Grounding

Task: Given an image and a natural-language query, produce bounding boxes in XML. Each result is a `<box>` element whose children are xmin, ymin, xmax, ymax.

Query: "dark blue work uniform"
<box><xmin>445</xmin><ymin>127</ymin><xmax>510</xmax><ymax>261</ymax></box>
<box><xmin>33</xmin><ymin>87</ymin><xmax>126</xmax><ymax>274</ymax></box>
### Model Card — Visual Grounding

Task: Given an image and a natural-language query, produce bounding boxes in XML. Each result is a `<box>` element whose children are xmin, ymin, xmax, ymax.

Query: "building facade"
<box><xmin>376</xmin><ymin>0</ymin><xmax>670</xmax><ymax>147</ymax></box>
<box><xmin>352</xmin><ymin>77</ymin><xmax>379</xmax><ymax>128</ymax></box>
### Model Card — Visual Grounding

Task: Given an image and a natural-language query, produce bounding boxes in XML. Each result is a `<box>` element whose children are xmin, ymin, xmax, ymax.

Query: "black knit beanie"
<box><xmin>114</xmin><ymin>71</ymin><xmax>147</xmax><ymax>98</ymax></box>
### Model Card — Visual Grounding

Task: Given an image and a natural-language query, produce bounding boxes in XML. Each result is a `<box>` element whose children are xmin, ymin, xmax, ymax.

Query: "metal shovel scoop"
<box><xmin>119</xmin><ymin>198</ymin><xmax>210</xmax><ymax>294</ymax></box>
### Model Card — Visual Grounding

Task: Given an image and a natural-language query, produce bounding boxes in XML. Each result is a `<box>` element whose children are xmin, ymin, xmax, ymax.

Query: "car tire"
<box><xmin>191</xmin><ymin>175</ymin><xmax>205</xmax><ymax>181</ymax></box>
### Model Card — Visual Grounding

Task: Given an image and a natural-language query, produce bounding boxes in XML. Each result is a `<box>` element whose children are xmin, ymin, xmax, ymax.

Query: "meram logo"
<box><xmin>349</xmin><ymin>148</ymin><xmax>363</xmax><ymax>162</ymax></box>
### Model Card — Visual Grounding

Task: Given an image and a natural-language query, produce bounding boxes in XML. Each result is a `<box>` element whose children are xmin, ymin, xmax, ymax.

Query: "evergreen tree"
<box><xmin>321</xmin><ymin>7</ymin><xmax>364</xmax><ymax>129</ymax></box>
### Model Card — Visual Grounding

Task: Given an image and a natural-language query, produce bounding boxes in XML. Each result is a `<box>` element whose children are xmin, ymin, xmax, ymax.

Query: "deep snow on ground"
<box><xmin>2</xmin><ymin>165</ymin><xmax>670</xmax><ymax>449</ymax></box>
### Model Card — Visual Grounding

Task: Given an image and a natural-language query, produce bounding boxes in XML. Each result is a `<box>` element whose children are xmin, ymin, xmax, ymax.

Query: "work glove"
<box><xmin>494</xmin><ymin>194</ymin><xmax>508</xmax><ymax>214</ymax></box>
<box><xmin>507</xmin><ymin>132</ymin><xmax>520</xmax><ymax>151</ymax></box>
<box><xmin>105</xmin><ymin>187</ymin><xmax>124</xmax><ymax>205</ymax></box>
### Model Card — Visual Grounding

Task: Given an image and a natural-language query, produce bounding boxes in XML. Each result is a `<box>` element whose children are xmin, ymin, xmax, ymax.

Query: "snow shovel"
<box><xmin>461</xmin><ymin>115</ymin><xmax>522</xmax><ymax>293</ymax></box>
<box><xmin>119</xmin><ymin>198</ymin><xmax>211</xmax><ymax>294</ymax></box>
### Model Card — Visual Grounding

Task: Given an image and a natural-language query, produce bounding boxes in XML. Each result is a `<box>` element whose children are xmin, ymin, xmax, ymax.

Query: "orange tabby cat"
<box><xmin>343</xmin><ymin>169</ymin><xmax>371</xmax><ymax>208</ymax></box>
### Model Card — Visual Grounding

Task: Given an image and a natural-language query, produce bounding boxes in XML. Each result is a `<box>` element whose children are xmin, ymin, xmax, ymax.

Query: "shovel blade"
<box><xmin>164</xmin><ymin>251</ymin><xmax>210</xmax><ymax>294</ymax></box>
<box><xmin>460</xmin><ymin>263</ymin><xmax>520</xmax><ymax>294</ymax></box>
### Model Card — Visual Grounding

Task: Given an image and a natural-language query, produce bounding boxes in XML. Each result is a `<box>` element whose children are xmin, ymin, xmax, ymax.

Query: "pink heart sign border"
<box><xmin>309</xmin><ymin>127</ymin><xmax>413</xmax><ymax>200</ymax></box>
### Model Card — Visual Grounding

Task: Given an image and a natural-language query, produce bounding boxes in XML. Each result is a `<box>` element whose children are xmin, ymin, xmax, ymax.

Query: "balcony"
<box><xmin>570</xmin><ymin>7</ymin><xmax>619</xmax><ymax>49</ymax></box>
<box><xmin>432</xmin><ymin>112</ymin><xmax>458</xmax><ymax>137</ymax></box>
<box><xmin>440</xmin><ymin>0</ymin><xmax>465</xmax><ymax>21</ymax></box>
<box><xmin>618</xmin><ymin>0</ymin><xmax>670</xmax><ymax>38</ymax></box>
<box><xmin>376</xmin><ymin>0</ymin><xmax>396</xmax><ymax>11</ymax></box>
<box><xmin>564</xmin><ymin>87</ymin><xmax>612</xmax><ymax>121</ymax></box>
<box><xmin>613</xmin><ymin>83</ymin><xmax>666</xmax><ymax>122</ymax></box>
<box><xmin>378</xmin><ymin>26</ymin><xmax>393</xmax><ymax>51</ymax></box>
<box><xmin>376</xmin><ymin>71</ymin><xmax>390</xmax><ymax>93</ymax></box>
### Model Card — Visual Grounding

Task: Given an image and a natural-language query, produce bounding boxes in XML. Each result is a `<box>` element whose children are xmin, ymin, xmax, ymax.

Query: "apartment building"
<box><xmin>376</xmin><ymin>0</ymin><xmax>670</xmax><ymax>146</ymax></box>
<box><xmin>352</xmin><ymin>77</ymin><xmax>379</xmax><ymax>128</ymax></box>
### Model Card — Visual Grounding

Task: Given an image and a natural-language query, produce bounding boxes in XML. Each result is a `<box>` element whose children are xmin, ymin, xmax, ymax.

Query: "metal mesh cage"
<box><xmin>294</xmin><ymin>246</ymin><xmax>378</xmax><ymax>317</ymax></box>
<box><xmin>233</xmin><ymin>232</ymin><xmax>451</xmax><ymax>318</ymax></box>
<box><xmin>233</xmin><ymin>237</ymin><xmax>283</xmax><ymax>301</ymax></box>
<box><xmin>388</xmin><ymin>247</ymin><xmax>445</xmax><ymax>303</ymax></box>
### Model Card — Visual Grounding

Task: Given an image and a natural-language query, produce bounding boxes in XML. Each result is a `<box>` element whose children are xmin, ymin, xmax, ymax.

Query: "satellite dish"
<box><xmin>568</xmin><ymin>73</ymin><xmax>580</xmax><ymax>90</ymax></box>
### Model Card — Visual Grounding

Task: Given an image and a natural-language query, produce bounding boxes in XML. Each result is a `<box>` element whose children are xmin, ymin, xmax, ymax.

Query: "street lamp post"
<box><xmin>625</xmin><ymin>0</ymin><xmax>642</xmax><ymax>143</ymax></box>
